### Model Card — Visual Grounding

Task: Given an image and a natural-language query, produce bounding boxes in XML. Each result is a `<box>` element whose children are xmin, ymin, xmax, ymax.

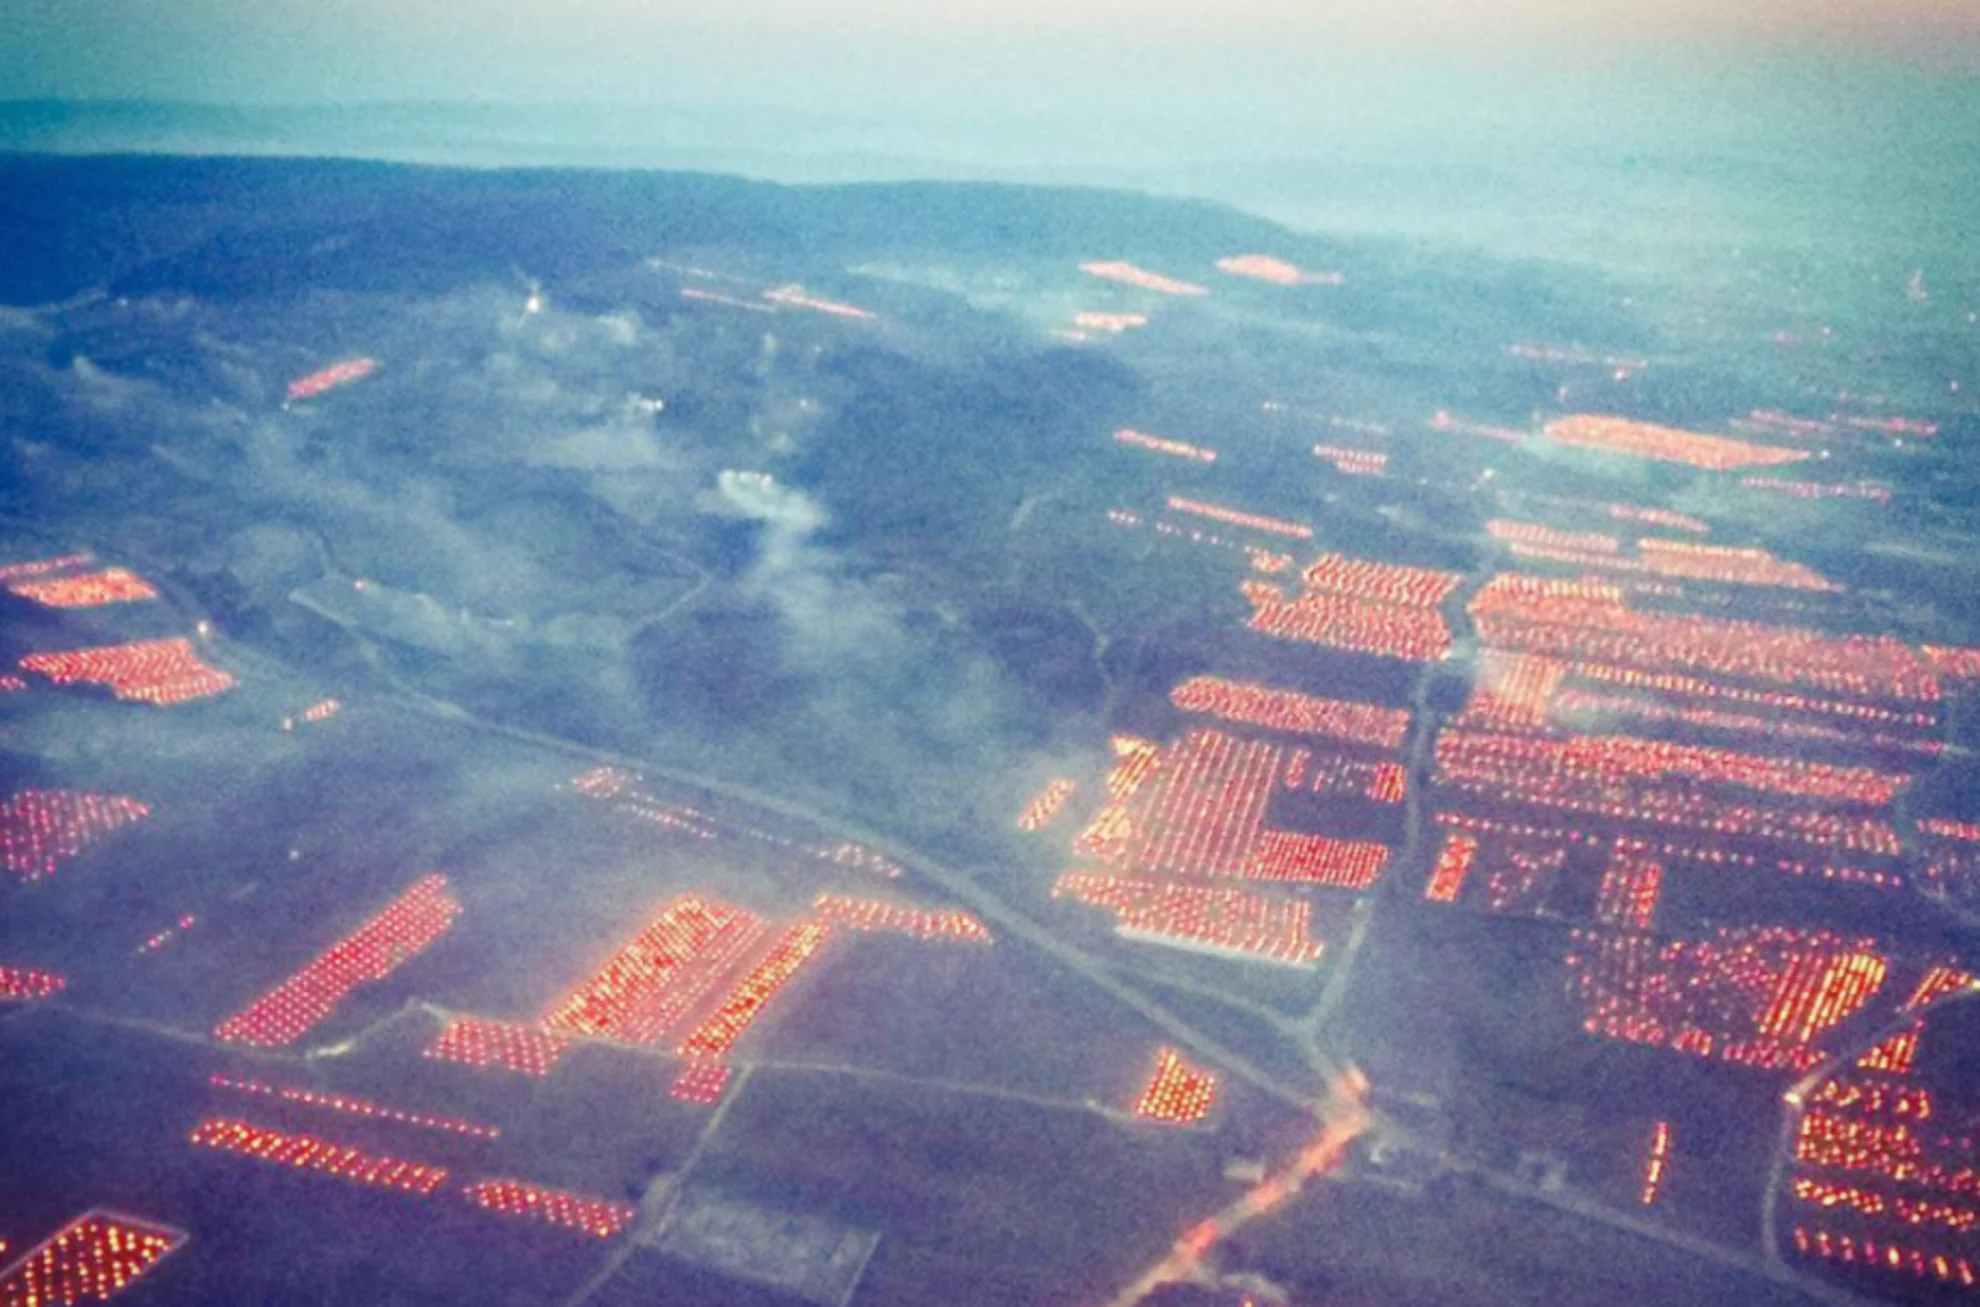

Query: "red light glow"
<box><xmin>189</xmin><ymin>1117</ymin><xmax>448</xmax><ymax>1194</ymax></box>
<box><xmin>677</xmin><ymin>921</ymin><xmax>833</xmax><ymax>1058</ymax></box>
<box><xmin>214</xmin><ymin>875</ymin><xmax>461</xmax><ymax>1047</ymax></box>
<box><xmin>286</xmin><ymin>358</ymin><xmax>377</xmax><ymax>401</ymax></box>
<box><xmin>0</xmin><ymin>1211</ymin><xmax>185</xmax><ymax>1306</ymax></box>
<box><xmin>208</xmin><ymin>1073</ymin><xmax>498</xmax><ymax>1139</ymax></box>
<box><xmin>1544</xmin><ymin>414</ymin><xmax>1809</xmax><ymax>470</ymax></box>
<box><xmin>20</xmin><ymin>639</ymin><xmax>234</xmax><ymax>705</ymax></box>
<box><xmin>0</xmin><ymin>789</ymin><xmax>150</xmax><ymax>882</ymax></box>
<box><xmin>1115</xmin><ymin>428</ymin><xmax>1216</xmax><ymax>463</ymax></box>
<box><xmin>1080</xmin><ymin>261</ymin><xmax>1209</xmax><ymax>297</ymax></box>
<box><xmin>1171</xmin><ymin>676</ymin><xmax>1410</xmax><ymax>749</ymax></box>
<box><xmin>1133</xmin><ymin>1047</ymin><xmax>1219</xmax><ymax>1125</ymax></box>
<box><xmin>6</xmin><ymin>568</ymin><xmax>157</xmax><ymax>609</ymax></box>
<box><xmin>0</xmin><ymin>964</ymin><xmax>65</xmax><ymax>1002</ymax></box>
<box><xmin>423</xmin><ymin>1017</ymin><xmax>571</xmax><ymax>1078</ymax></box>
<box><xmin>461</xmin><ymin>1180</ymin><xmax>635</xmax><ymax>1239</ymax></box>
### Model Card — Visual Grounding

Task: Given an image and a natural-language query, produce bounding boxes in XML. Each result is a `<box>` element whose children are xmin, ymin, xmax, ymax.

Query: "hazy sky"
<box><xmin>5</xmin><ymin>0</ymin><xmax>1978</xmax><ymax>106</ymax></box>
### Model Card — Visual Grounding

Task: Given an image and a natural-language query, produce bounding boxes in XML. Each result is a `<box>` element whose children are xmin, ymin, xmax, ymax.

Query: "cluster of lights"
<box><xmin>1303</xmin><ymin>554</ymin><xmax>1461</xmax><ymax>608</ymax></box>
<box><xmin>1166</xmin><ymin>497</ymin><xmax>1311</xmax><ymax>540</ymax></box>
<box><xmin>1486</xmin><ymin>520</ymin><xmax>1621</xmax><ymax>554</ymax></box>
<box><xmin>1079</xmin><ymin>261</ymin><xmax>1209</xmax><ymax>296</ymax></box>
<box><xmin>1217</xmin><ymin>254</ymin><xmax>1340</xmax><ymax>285</ymax></box>
<box><xmin>1811</xmin><ymin>1078</ymin><xmax>1934</xmax><ymax>1121</ymax></box>
<box><xmin>1594</xmin><ymin>852</ymin><xmax>1664</xmax><ymax>929</ymax></box>
<box><xmin>0</xmin><ymin>1211</ymin><xmax>185</xmax><ymax>1306</ymax></box>
<box><xmin>1105</xmin><ymin>729</ymin><xmax>1392</xmax><ymax>886</ymax></box>
<box><xmin>1859</xmin><ymin>1030</ymin><xmax>1920</xmax><ymax>1075</ymax></box>
<box><xmin>1310</xmin><ymin>444</ymin><xmax>1387</xmax><ymax>476</ymax></box>
<box><xmin>286</xmin><ymin>358</ymin><xmax>377</xmax><ymax>401</ymax></box>
<box><xmin>1741</xmin><ymin>477</ymin><xmax>1892</xmax><ymax>503</ymax></box>
<box><xmin>0</xmin><ymin>964</ymin><xmax>65</xmax><ymax>1001</ymax></box>
<box><xmin>1608</xmin><ymin>503</ymin><xmax>1710</xmax><ymax>535</ymax></box>
<box><xmin>208</xmin><ymin>1073</ymin><xmax>498</xmax><ymax>1139</ymax></box>
<box><xmin>1133</xmin><ymin>1047</ymin><xmax>1220</xmax><ymax>1125</ymax></box>
<box><xmin>133</xmin><ymin>914</ymin><xmax>198</xmax><ymax>956</ymax></box>
<box><xmin>1836</xmin><ymin>413</ymin><xmax>1937</xmax><ymax>437</ymax></box>
<box><xmin>1791</xmin><ymin>1227</ymin><xmax>1975</xmax><ymax>1286</ymax></box>
<box><xmin>461</xmin><ymin>1180</ymin><xmax>635</xmax><ymax>1239</ymax></box>
<box><xmin>423</xmin><ymin>1017</ymin><xmax>571</xmax><ymax>1077</ymax></box>
<box><xmin>1427</xmin><ymin>410</ymin><xmax>1522</xmax><ymax>443</ymax></box>
<box><xmin>1282</xmin><ymin>751</ymin><xmax>1406</xmax><ymax>804</ymax></box>
<box><xmin>0</xmin><ymin>789</ymin><xmax>150</xmax><ymax>882</ymax></box>
<box><xmin>761</xmin><ymin>284</ymin><xmax>875</xmax><ymax>320</ymax></box>
<box><xmin>678</xmin><ymin>921</ymin><xmax>834</xmax><ymax>1058</ymax></box>
<box><xmin>1436</xmin><ymin>729</ymin><xmax>1908</xmax><ymax>806</ymax></box>
<box><xmin>1439</xmin><ymin>763</ymin><xmax>1901</xmax><ymax>855</ymax></box>
<box><xmin>1243</xmin><ymin>582</ymin><xmax>1452</xmax><ymax>661</ymax></box>
<box><xmin>1500</xmin><ymin>533</ymin><xmax>1837</xmax><ymax>591</ymax></box>
<box><xmin>1053</xmin><ymin>871</ymin><xmax>1324</xmax><ymax>967</ymax></box>
<box><xmin>281</xmin><ymin>698</ymin><xmax>342</xmax><ymax>731</ymax></box>
<box><xmin>1459</xmin><ymin>652</ymin><xmax>1567</xmax><ymax>732</ymax></box>
<box><xmin>1114</xmin><ymin>428</ymin><xmax>1216</xmax><ymax>462</ymax></box>
<box><xmin>1247</xmin><ymin>830</ymin><xmax>1392</xmax><ymax>888</ymax></box>
<box><xmin>1016</xmin><ymin>778</ymin><xmax>1079</xmax><ymax>832</ymax></box>
<box><xmin>1924</xmin><ymin>646</ymin><xmax>1980</xmax><ymax>681</ymax></box>
<box><xmin>1423</xmin><ymin>834</ymin><xmax>1477</xmax><ymax>904</ymax></box>
<box><xmin>0</xmin><ymin>674</ymin><xmax>22</xmax><ymax>692</ymax></box>
<box><xmin>669</xmin><ymin>1059</ymin><xmax>732</xmax><ymax>1105</ymax></box>
<box><xmin>0</xmin><ymin>552</ymin><xmax>93</xmax><ymax>581</ymax></box>
<box><xmin>1561</xmin><ymin>660</ymin><xmax>1935</xmax><ymax>727</ymax></box>
<box><xmin>1072</xmin><ymin>311</ymin><xmax>1148</xmax><ymax>332</ymax></box>
<box><xmin>6</xmin><ymin>567</ymin><xmax>157</xmax><ymax>609</ymax></box>
<box><xmin>1567</xmin><ymin>926</ymin><xmax>1888</xmax><ymax>1071</ymax></box>
<box><xmin>1543</xmin><ymin>413</ymin><xmax>1808</xmax><ymax>470</ymax></box>
<box><xmin>214</xmin><ymin>875</ymin><xmax>462</xmax><ymax>1047</ymax></box>
<box><xmin>1552</xmin><ymin>690</ymin><xmax>1943</xmax><ymax>759</ymax></box>
<box><xmin>1793</xmin><ymin>1113</ymin><xmax>1978</xmax><ymax>1195</ymax></box>
<box><xmin>188</xmin><ymin>1117</ymin><xmax>448</xmax><ymax>1195</ymax></box>
<box><xmin>810</xmin><ymin>893</ymin><xmax>992</xmax><ymax>943</ymax></box>
<box><xmin>21</xmin><ymin>639</ymin><xmax>235</xmax><ymax>705</ymax></box>
<box><xmin>1170</xmin><ymin>675</ymin><xmax>1410</xmax><ymax>748</ymax></box>
<box><xmin>1470</xmin><ymin>575</ymin><xmax>1940</xmax><ymax>701</ymax></box>
<box><xmin>544</xmin><ymin>895</ymin><xmax>765</xmax><ymax>1044</ymax></box>
<box><xmin>1476</xmin><ymin>840</ymin><xmax>1566</xmax><ymax>914</ymax></box>
<box><xmin>1640</xmin><ymin>1121</ymin><xmax>1672</xmax><ymax>1205</ymax></box>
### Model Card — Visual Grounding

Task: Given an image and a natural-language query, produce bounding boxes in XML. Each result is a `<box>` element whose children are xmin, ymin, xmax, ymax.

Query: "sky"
<box><xmin>5</xmin><ymin>0</ymin><xmax>1978</xmax><ymax>107</ymax></box>
<box><xmin>4</xmin><ymin>0</ymin><xmax>1977</xmax><ymax>263</ymax></box>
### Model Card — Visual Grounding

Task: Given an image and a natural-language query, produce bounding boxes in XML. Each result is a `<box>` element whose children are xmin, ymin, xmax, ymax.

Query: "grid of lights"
<box><xmin>1114</xmin><ymin>428</ymin><xmax>1217</xmax><ymax>463</ymax></box>
<box><xmin>1054</xmin><ymin>871</ymin><xmax>1325</xmax><ymax>967</ymax></box>
<box><xmin>461</xmin><ymin>1180</ymin><xmax>636</xmax><ymax>1238</ymax></box>
<box><xmin>1543</xmin><ymin>413</ymin><xmax>1809</xmax><ymax>470</ymax></box>
<box><xmin>0</xmin><ymin>964</ymin><xmax>66</xmax><ymax>1002</ymax></box>
<box><xmin>188</xmin><ymin>1117</ymin><xmax>449</xmax><ymax>1195</ymax></box>
<box><xmin>208</xmin><ymin>1073</ymin><xmax>499</xmax><ymax>1139</ymax></box>
<box><xmin>422</xmin><ymin>1017</ymin><xmax>571</xmax><ymax>1078</ymax></box>
<box><xmin>677</xmin><ymin>921</ymin><xmax>834</xmax><ymax>1059</ymax></box>
<box><xmin>1133</xmin><ymin>1047</ymin><xmax>1219</xmax><ymax>1125</ymax></box>
<box><xmin>1170</xmin><ymin>676</ymin><xmax>1410</xmax><ymax>749</ymax></box>
<box><xmin>21</xmin><ymin>638</ymin><xmax>235</xmax><ymax>705</ymax></box>
<box><xmin>810</xmin><ymin>893</ymin><xmax>992</xmax><ymax>943</ymax></box>
<box><xmin>0</xmin><ymin>1210</ymin><xmax>185</xmax><ymax>1307</ymax></box>
<box><xmin>1016</xmin><ymin>778</ymin><xmax>1079</xmax><ymax>832</ymax></box>
<box><xmin>0</xmin><ymin>789</ymin><xmax>150</xmax><ymax>882</ymax></box>
<box><xmin>214</xmin><ymin>875</ymin><xmax>461</xmax><ymax>1047</ymax></box>
<box><xmin>6</xmin><ymin>568</ymin><xmax>158</xmax><ymax>609</ymax></box>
